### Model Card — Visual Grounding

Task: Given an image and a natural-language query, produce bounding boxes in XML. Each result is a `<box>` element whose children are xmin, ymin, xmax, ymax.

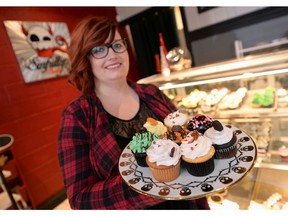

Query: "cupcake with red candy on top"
<box><xmin>187</xmin><ymin>114</ymin><xmax>214</xmax><ymax>134</ymax></box>
<box><xmin>180</xmin><ymin>130</ymin><xmax>215</xmax><ymax>176</ymax></box>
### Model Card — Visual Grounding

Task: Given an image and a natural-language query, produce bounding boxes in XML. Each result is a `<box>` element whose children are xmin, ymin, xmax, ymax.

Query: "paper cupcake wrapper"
<box><xmin>183</xmin><ymin>157</ymin><xmax>215</xmax><ymax>177</ymax></box>
<box><xmin>133</xmin><ymin>152</ymin><xmax>149</xmax><ymax>167</ymax></box>
<box><xmin>213</xmin><ymin>142</ymin><xmax>238</xmax><ymax>159</ymax></box>
<box><xmin>149</xmin><ymin>161</ymin><xmax>181</xmax><ymax>182</ymax></box>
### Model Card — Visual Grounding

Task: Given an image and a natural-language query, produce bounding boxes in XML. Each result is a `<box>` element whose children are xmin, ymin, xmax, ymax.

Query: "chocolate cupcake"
<box><xmin>187</xmin><ymin>114</ymin><xmax>214</xmax><ymax>134</ymax></box>
<box><xmin>204</xmin><ymin>120</ymin><xmax>237</xmax><ymax>159</ymax></box>
<box><xmin>129</xmin><ymin>132</ymin><xmax>158</xmax><ymax>167</ymax></box>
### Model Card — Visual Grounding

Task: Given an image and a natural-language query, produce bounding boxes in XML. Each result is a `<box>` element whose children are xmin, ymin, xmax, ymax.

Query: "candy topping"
<box><xmin>212</xmin><ymin>120</ymin><xmax>223</xmax><ymax>131</ymax></box>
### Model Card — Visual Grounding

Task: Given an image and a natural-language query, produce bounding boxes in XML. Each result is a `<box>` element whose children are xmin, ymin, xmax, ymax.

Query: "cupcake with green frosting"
<box><xmin>263</xmin><ymin>87</ymin><xmax>274</xmax><ymax>107</ymax></box>
<box><xmin>130</xmin><ymin>132</ymin><xmax>158</xmax><ymax>167</ymax></box>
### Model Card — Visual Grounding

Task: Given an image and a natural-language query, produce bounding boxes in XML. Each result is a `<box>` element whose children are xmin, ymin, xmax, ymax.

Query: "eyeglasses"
<box><xmin>90</xmin><ymin>38</ymin><xmax>128</xmax><ymax>59</ymax></box>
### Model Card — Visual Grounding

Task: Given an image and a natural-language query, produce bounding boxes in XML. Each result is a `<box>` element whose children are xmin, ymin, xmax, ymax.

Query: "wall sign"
<box><xmin>4</xmin><ymin>21</ymin><xmax>71</xmax><ymax>83</ymax></box>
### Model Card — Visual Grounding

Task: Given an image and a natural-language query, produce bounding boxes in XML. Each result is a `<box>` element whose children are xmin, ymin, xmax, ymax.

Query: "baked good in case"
<box><xmin>187</xmin><ymin>114</ymin><xmax>214</xmax><ymax>134</ymax></box>
<box><xmin>251</xmin><ymin>86</ymin><xmax>275</xmax><ymax>108</ymax></box>
<box><xmin>204</xmin><ymin>120</ymin><xmax>237</xmax><ymax>159</ymax></box>
<box><xmin>146</xmin><ymin>139</ymin><xmax>181</xmax><ymax>182</ymax></box>
<box><xmin>129</xmin><ymin>132</ymin><xmax>158</xmax><ymax>167</ymax></box>
<box><xmin>181</xmin><ymin>131</ymin><xmax>215</xmax><ymax>176</ymax></box>
<box><xmin>218</xmin><ymin>87</ymin><xmax>247</xmax><ymax>110</ymax></box>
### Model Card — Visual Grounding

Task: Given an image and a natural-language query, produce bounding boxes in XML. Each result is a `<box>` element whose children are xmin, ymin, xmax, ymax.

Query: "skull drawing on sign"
<box><xmin>22</xmin><ymin>23</ymin><xmax>68</xmax><ymax>58</ymax></box>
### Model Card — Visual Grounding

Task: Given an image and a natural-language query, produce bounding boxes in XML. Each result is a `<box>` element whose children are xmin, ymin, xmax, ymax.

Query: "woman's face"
<box><xmin>89</xmin><ymin>31</ymin><xmax>130</xmax><ymax>85</ymax></box>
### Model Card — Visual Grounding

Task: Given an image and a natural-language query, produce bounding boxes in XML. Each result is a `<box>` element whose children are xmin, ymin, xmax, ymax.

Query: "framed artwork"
<box><xmin>4</xmin><ymin>21</ymin><xmax>71</xmax><ymax>83</ymax></box>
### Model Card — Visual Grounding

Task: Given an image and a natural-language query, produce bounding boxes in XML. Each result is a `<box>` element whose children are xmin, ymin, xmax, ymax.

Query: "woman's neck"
<box><xmin>95</xmin><ymin>80</ymin><xmax>130</xmax><ymax>99</ymax></box>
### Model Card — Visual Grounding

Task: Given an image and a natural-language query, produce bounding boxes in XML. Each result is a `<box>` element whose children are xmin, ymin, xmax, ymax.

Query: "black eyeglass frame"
<box><xmin>90</xmin><ymin>38</ymin><xmax>128</xmax><ymax>59</ymax></box>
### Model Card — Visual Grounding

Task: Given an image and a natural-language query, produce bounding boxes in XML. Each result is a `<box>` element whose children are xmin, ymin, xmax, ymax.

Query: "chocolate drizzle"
<box><xmin>212</xmin><ymin>120</ymin><xmax>223</xmax><ymax>131</ymax></box>
<box><xmin>188</xmin><ymin>130</ymin><xmax>200</xmax><ymax>141</ymax></box>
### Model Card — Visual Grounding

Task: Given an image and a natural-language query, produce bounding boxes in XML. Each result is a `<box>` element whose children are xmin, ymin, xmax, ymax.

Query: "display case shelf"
<box><xmin>137</xmin><ymin>50</ymin><xmax>288</xmax><ymax>210</ymax></box>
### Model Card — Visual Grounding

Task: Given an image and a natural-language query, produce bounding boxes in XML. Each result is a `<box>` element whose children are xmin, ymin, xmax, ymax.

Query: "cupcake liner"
<box><xmin>133</xmin><ymin>152</ymin><xmax>149</xmax><ymax>167</ymax></box>
<box><xmin>183</xmin><ymin>157</ymin><xmax>215</xmax><ymax>176</ymax></box>
<box><xmin>213</xmin><ymin>141</ymin><xmax>238</xmax><ymax>159</ymax></box>
<box><xmin>147</xmin><ymin>160</ymin><xmax>181</xmax><ymax>182</ymax></box>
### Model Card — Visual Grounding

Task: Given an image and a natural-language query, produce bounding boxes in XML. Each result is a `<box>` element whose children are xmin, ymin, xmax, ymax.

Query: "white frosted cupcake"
<box><xmin>181</xmin><ymin>131</ymin><xmax>215</xmax><ymax>176</ymax></box>
<box><xmin>204</xmin><ymin>120</ymin><xmax>237</xmax><ymax>159</ymax></box>
<box><xmin>146</xmin><ymin>139</ymin><xmax>181</xmax><ymax>182</ymax></box>
<box><xmin>164</xmin><ymin>110</ymin><xmax>187</xmax><ymax>128</ymax></box>
<box><xmin>164</xmin><ymin>110</ymin><xmax>188</xmax><ymax>144</ymax></box>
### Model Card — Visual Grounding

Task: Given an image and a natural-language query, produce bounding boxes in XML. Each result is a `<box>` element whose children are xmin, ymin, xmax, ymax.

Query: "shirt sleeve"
<box><xmin>57</xmin><ymin>102</ymin><xmax>165</xmax><ymax>209</ymax></box>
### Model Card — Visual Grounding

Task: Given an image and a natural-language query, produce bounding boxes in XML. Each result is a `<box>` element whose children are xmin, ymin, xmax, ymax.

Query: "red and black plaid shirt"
<box><xmin>58</xmin><ymin>81</ymin><xmax>209</xmax><ymax>209</ymax></box>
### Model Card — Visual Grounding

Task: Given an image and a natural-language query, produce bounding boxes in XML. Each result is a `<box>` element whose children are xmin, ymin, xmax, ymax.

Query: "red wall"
<box><xmin>0</xmin><ymin>7</ymin><xmax>138</xmax><ymax>209</ymax></box>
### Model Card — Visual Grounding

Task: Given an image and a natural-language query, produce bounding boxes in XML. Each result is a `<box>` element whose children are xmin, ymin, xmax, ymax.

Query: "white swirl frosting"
<box><xmin>180</xmin><ymin>133</ymin><xmax>212</xmax><ymax>160</ymax></box>
<box><xmin>146</xmin><ymin>139</ymin><xmax>181</xmax><ymax>166</ymax></box>
<box><xmin>164</xmin><ymin>110</ymin><xmax>187</xmax><ymax>128</ymax></box>
<box><xmin>204</xmin><ymin>122</ymin><xmax>233</xmax><ymax>145</ymax></box>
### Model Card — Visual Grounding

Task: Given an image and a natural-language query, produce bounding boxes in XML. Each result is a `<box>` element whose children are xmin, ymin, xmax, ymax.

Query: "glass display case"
<box><xmin>137</xmin><ymin>50</ymin><xmax>288</xmax><ymax>210</ymax></box>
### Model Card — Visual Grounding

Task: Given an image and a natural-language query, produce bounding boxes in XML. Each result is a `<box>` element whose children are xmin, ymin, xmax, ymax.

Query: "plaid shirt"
<box><xmin>58</xmin><ymin>81</ymin><xmax>209</xmax><ymax>209</ymax></box>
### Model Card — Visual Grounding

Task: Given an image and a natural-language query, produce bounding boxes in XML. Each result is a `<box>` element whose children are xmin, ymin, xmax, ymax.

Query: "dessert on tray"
<box><xmin>164</xmin><ymin>110</ymin><xmax>188</xmax><ymax>144</ymax></box>
<box><xmin>180</xmin><ymin>131</ymin><xmax>215</xmax><ymax>176</ymax></box>
<box><xmin>146</xmin><ymin>139</ymin><xmax>182</xmax><ymax>182</ymax></box>
<box><xmin>129</xmin><ymin>131</ymin><xmax>158</xmax><ymax>167</ymax></box>
<box><xmin>204</xmin><ymin>120</ymin><xmax>238</xmax><ymax>159</ymax></box>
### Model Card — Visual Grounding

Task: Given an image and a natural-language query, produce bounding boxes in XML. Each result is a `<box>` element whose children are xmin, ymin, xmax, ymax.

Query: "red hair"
<box><xmin>68</xmin><ymin>16</ymin><xmax>122</xmax><ymax>96</ymax></box>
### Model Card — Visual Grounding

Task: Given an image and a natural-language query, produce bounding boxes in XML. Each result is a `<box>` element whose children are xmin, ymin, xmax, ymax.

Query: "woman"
<box><xmin>58</xmin><ymin>15</ymin><xmax>209</xmax><ymax>210</ymax></box>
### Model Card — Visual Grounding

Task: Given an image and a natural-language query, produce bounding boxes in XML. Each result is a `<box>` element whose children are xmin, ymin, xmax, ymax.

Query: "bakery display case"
<box><xmin>137</xmin><ymin>50</ymin><xmax>288</xmax><ymax>210</ymax></box>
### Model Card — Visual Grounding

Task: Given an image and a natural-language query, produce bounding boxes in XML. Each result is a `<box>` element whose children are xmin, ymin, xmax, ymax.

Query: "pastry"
<box><xmin>164</xmin><ymin>110</ymin><xmax>187</xmax><ymax>128</ymax></box>
<box><xmin>251</xmin><ymin>86</ymin><xmax>275</xmax><ymax>108</ymax></box>
<box><xmin>181</xmin><ymin>131</ymin><xmax>215</xmax><ymax>176</ymax></box>
<box><xmin>129</xmin><ymin>132</ymin><xmax>158</xmax><ymax>167</ymax></box>
<box><xmin>218</xmin><ymin>87</ymin><xmax>247</xmax><ymax>110</ymax></box>
<box><xmin>143</xmin><ymin>117</ymin><xmax>167</xmax><ymax>138</ymax></box>
<box><xmin>146</xmin><ymin>139</ymin><xmax>181</xmax><ymax>182</ymax></box>
<box><xmin>204</xmin><ymin>120</ymin><xmax>238</xmax><ymax>159</ymax></box>
<box><xmin>181</xmin><ymin>89</ymin><xmax>207</xmax><ymax>109</ymax></box>
<box><xmin>262</xmin><ymin>87</ymin><xmax>274</xmax><ymax>107</ymax></box>
<box><xmin>278</xmin><ymin>146</ymin><xmax>288</xmax><ymax>160</ymax></box>
<box><xmin>164</xmin><ymin>110</ymin><xmax>188</xmax><ymax>144</ymax></box>
<box><xmin>187</xmin><ymin>114</ymin><xmax>214</xmax><ymax>134</ymax></box>
<box><xmin>201</xmin><ymin>87</ymin><xmax>228</xmax><ymax>112</ymax></box>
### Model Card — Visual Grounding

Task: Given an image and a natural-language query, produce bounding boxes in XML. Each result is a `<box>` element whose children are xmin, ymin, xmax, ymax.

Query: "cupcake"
<box><xmin>278</xmin><ymin>146</ymin><xmax>288</xmax><ymax>160</ymax></box>
<box><xmin>181</xmin><ymin>131</ymin><xmax>215</xmax><ymax>176</ymax></box>
<box><xmin>143</xmin><ymin>117</ymin><xmax>167</xmax><ymax>138</ymax></box>
<box><xmin>164</xmin><ymin>110</ymin><xmax>187</xmax><ymax>128</ymax></box>
<box><xmin>187</xmin><ymin>114</ymin><xmax>214</xmax><ymax>134</ymax></box>
<box><xmin>129</xmin><ymin>132</ymin><xmax>158</xmax><ymax>167</ymax></box>
<box><xmin>164</xmin><ymin>110</ymin><xmax>188</xmax><ymax>144</ymax></box>
<box><xmin>146</xmin><ymin>139</ymin><xmax>181</xmax><ymax>182</ymax></box>
<box><xmin>204</xmin><ymin>120</ymin><xmax>238</xmax><ymax>159</ymax></box>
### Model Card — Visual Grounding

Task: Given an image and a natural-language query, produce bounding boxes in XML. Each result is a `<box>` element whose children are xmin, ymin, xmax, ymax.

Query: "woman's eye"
<box><xmin>113</xmin><ymin>42</ymin><xmax>123</xmax><ymax>49</ymax></box>
<box><xmin>92</xmin><ymin>47</ymin><xmax>105</xmax><ymax>54</ymax></box>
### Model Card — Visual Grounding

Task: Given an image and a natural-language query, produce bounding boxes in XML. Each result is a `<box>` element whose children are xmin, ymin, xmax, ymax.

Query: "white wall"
<box><xmin>184</xmin><ymin>7</ymin><xmax>263</xmax><ymax>31</ymax></box>
<box><xmin>115</xmin><ymin>7</ymin><xmax>149</xmax><ymax>22</ymax></box>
